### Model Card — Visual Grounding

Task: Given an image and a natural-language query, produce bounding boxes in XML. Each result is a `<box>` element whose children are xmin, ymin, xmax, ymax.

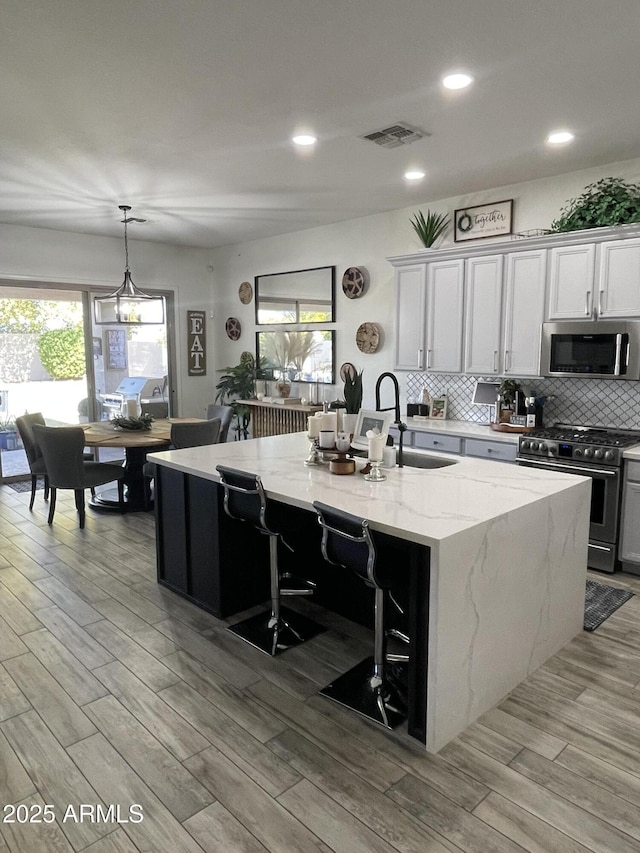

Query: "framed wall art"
<box><xmin>454</xmin><ymin>200</ymin><xmax>513</xmax><ymax>242</ymax></box>
<box><xmin>105</xmin><ymin>329</ymin><xmax>127</xmax><ymax>370</ymax></box>
<box><xmin>187</xmin><ymin>310</ymin><xmax>206</xmax><ymax>376</ymax></box>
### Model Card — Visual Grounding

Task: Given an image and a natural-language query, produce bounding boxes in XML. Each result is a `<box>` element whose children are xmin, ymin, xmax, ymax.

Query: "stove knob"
<box><xmin>594</xmin><ymin>449</ymin><xmax>604</xmax><ymax>460</ymax></box>
<box><xmin>583</xmin><ymin>447</ymin><xmax>594</xmax><ymax>459</ymax></box>
<box><xmin>521</xmin><ymin>440</ymin><xmax>530</xmax><ymax>451</ymax></box>
<box><xmin>604</xmin><ymin>450</ymin><xmax>616</xmax><ymax>462</ymax></box>
<box><xmin>530</xmin><ymin>441</ymin><xmax>538</xmax><ymax>452</ymax></box>
<box><xmin>574</xmin><ymin>448</ymin><xmax>583</xmax><ymax>458</ymax></box>
<box><xmin>538</xmin><ymin>443</ymin><xmax>547</xmax><ymax>453</ymax></box>
<box><xmin>548</xmin><ymin>444</ymin><xmax>557</xmax><ymax>455</ymax></box>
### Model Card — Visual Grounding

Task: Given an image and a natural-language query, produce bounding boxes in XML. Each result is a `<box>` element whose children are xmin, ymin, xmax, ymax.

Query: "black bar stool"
<box><xmin>217</xmin><ymin>465</ymin><xmax>325</xmax><ymax>655</ymax></box>
<box><xmin>313</xmin><ymin>500</ymin><xmax>409</xmax><ymax>729</ymax></box>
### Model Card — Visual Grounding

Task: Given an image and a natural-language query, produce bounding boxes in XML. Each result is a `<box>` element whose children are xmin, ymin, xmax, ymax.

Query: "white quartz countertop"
<box><xmin>623</xmin><ymin>445</ymin><xmax>640</xmax><ymax>461</ymax></box>
<box><xmin>149</xmin><ymin>431</ymin><xmax>587</xmax><ymax>547</ymax></box>
<box><xmin>397</xmin><ymin>418</ymin><xmax>521</xmax><ymax>444</ymax></box>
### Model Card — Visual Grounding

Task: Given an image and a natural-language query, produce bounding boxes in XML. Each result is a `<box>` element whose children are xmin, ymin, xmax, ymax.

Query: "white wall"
<box><xmin>0</xmin><ymin>223</ymin><xmax>212</xmax><ymax>416</ymax></box>
<box><xmin>210</xmin><ymin>156</ymin><xmax>640</xmax><ymax>412</ymax></box>
<box><xmin>2</xmin><ymin>156</ymin><xmax>640</xmax><ymax>418</ymax></box>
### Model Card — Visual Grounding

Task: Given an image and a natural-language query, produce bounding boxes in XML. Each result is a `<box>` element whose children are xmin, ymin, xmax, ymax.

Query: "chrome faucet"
<box><xmin>374</xmin><ymin>372</ymin><xmax>407</xmax><ymax>467</ymax></box>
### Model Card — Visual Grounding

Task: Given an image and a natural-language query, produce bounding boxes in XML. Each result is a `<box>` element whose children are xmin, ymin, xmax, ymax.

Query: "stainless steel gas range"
<box><xmin>517</xmin><ymin>425</ymin><xmax>640</xmax><ymax>573</ymax></box>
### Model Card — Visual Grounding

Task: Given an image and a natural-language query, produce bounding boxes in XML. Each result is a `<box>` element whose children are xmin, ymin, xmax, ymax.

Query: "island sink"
<box><xmin>400</xmin><ymin>451</ymin><xmax>458</xmax><ymax>470</ymax></box>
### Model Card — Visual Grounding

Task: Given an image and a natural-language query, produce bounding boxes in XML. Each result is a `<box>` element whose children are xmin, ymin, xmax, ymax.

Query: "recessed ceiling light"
<box><xmin>442</xmin><ymin>73</ymin><xmax>473</xmax><ymax>90</ymax></box>
<box><xmin>292</xmin><ymin>134</ymin><xmax>317</xmax><ymax>146</ymax></box>
<box><xmin>405</xmin><ymin>170</ymin><xmax>425</xmax><ymax>181</ymax></box>
<box><xmin>547</xmin><ymin>130</ymin><xmax>575</xmax><ymax>145</ymax></box>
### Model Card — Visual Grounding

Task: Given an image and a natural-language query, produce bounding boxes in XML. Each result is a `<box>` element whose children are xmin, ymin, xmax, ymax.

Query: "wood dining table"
<box><xmin>81</xmin><ymin>418</ymin><xmax>203</xmax><ymax>511</ymax></box>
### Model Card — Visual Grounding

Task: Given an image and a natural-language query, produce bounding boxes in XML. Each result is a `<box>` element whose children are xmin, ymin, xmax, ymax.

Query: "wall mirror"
<box><xmin>255</xmin><ymin>266</ymin><xmax>335</xmax><ymax>324</ymax></box>
<box><xmin>256</xmin><ymin>329</ymin><xmax>335</xmax><ymax>384</ymax></box>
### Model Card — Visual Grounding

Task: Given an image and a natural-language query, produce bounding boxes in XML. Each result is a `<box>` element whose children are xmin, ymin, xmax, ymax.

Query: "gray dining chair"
<box><xmin>170</xmin><ymin>418</ymin><xmax>221</xmax><ymax>448</ymax></box>
<box><xmin>32</xmin><ymin>424</ymin><xmax>125</xmax><ymax>529</ymax></box>
<box><xmin>206</xmin><ymin>404</ymin><xmax>234</xmax><ymax>443</ymax></box>
<box><xmin>15</xmin><ymin>413</ymin><xmax>49</xmax><ymax>510</ymax></box>
<box><xmin>141</xmin><ymin>400</ymin><xmax>169</xmax><ymax>419</ymax></box>
<box><xmin>143</xmin><ymin>418</ymin><xmax>221</xmax><ymax>507</ymax></box>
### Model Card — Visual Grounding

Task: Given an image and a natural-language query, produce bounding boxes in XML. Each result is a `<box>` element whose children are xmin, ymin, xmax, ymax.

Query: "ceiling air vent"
<box><xmin>361</xmin><ymin>123</ymin><xmax>427</xmax><ymax>150</ymax></box>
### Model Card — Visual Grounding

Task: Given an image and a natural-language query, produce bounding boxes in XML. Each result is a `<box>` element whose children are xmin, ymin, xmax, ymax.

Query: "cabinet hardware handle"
<box><xmin>598</xmin><ymin>288</ymin><xmax>604</xmax><ymax>317</ymax></box>
<box><xmin>427</xmin><ymin>349</ymin><xmax>432</xmax><ymax>369</ymax></box>
<box><xmin>504</xmin><ymin>350</ymin><xmax>510</xmax><ymax>371</ymax></box>
<box><xmin>418</xmin><ymin>348</ymin><xmax>423</xmax><ymax>367</ymax></box>
<box><xmin>493</xmin><ymin>350</ymin><xmax>498</xmax><ymax>371</ymax></box>
<box><xmin>433</xmin><ymin>440</ymin><xmax>439</xmax><ymax>445</ymax></box>
<box><xmin>585</xmin><ymin>290</ymin><xmax>591</xmax><ymax>316</ymax></box>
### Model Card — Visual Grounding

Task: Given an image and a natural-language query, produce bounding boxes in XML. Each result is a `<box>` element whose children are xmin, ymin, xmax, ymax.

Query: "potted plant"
<box><xmin>551</xmin><ymin>177</ymin><xmax>640</xmax><ymax>233</ymax></box>
<box><xmin>410</xmin><ymin>209</ymin><xmax>450</xmax><ymax>248</ymax></box>
<box><xmin>342</xmin><ymin>368</ymin><xmax>363</xmax><ymax>435</ymax></box>
<box><xmin>215</xmin><ymin>353</ymin><xmax>262</xmax><ymax>439</ymax></box>
<box><xmin>0</xmin><ymin>417</ymin><xmax>21</xmax><ymax>451</ymax></box>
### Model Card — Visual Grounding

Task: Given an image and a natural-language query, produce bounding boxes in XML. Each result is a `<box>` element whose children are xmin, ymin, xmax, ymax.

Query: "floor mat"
<box><xmin>584</xmin><ymin>579</ymin><xmax>634</xmax><ymax>631</ymax></box>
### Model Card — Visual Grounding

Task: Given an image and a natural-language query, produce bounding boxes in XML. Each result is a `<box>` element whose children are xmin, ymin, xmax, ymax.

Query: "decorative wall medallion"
<box><xmin>240</xmin><ymin>350</ymin><xmax>254</xmax><ymax>367</ymax></box>
<box><xmin>342</xmin><ymin>266</ymin><xmax>367</xmax><ymax>299</ymax></box>
<box><xmin>355</xmin><ymin>322</ymin><xmax>380</xmax><ymax>354</ymax></box>
<box><xmin>339</xmin><ymin>361</ymin><xmax>357</xmax><ymax>382</ymax></box>
<box><xmin>239</xmin><ymin>281</ymin><xmax>253</xmax><ymax>304</ymax></box>
<box><xmin>225</xmin><ymin>317</ymin><xmax>242</xmax><ymax>341</ymax></box>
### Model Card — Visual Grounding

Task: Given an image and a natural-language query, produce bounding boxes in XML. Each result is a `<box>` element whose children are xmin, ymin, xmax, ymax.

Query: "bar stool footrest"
<box><xmin>320</xmin><ymin>656</ymin><xmax>407</xmax><ymax>730</ymax></box>
<box><xmin>228</xmin><ymin>606</ymin><xmax>325</xmax><ymax>656</ymax></box>
<box><xmin>280</xmin><ymin>573</ymin><xmax>317</xmax><ymax>596</ymax></box>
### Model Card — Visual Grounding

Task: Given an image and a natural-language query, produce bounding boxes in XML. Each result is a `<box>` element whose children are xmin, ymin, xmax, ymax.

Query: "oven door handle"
<box><xmin>517</xmin><ymin>457</ymin><xmax>618</xmax><ymax>477</ymax></box>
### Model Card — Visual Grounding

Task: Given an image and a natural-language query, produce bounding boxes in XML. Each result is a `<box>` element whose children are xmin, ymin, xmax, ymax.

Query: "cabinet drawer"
<box><xmin>465</xmin><ymin>439</ymin><xmax>517</xmax><ymax>463</ymax></box>
<box><xmin>413</xmin><ymin>432</ymin><xmax>461</xmax><ymax>454</ymax></box>
<box><xmin>625</xmin><ymin>461</ymin><xmax>640</xmax><ymax>482</ymax></box>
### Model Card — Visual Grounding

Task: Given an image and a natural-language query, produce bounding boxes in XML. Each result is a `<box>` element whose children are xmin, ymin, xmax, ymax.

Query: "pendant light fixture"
<box><xmin>94</xmin><ymin>205</ymin><xmax>165</xmax><ymax>325</ymax></box>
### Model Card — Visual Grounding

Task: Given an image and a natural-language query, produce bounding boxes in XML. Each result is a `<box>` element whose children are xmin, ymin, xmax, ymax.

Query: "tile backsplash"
<box><xmin>406</xmin><ymin>373</ymin><xmax>640</xmax><ymax>430</ymax></box>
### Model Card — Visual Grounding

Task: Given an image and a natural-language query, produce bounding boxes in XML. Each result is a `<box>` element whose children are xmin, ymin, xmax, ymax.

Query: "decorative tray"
<box><xmin>490</xmin><ymin>422</ymin><xmax>536</xmax><ymax>434</ymax></box>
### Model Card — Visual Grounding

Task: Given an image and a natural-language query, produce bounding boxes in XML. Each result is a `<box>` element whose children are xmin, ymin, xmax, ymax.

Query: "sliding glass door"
<box><xmin>0</xmin><ymin>283</ymin><xmax>174</xmax><ymax>483</ymax></box>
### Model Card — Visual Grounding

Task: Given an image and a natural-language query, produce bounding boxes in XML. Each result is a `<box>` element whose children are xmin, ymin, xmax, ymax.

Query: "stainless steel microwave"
<box><xmin>541</xmin><ymin>321</ymin><xmax>640</xmax><ymax>380</ymax></box>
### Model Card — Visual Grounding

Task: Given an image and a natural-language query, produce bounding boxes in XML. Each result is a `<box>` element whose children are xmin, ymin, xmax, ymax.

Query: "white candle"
<box><xmin>319</xmin><ymin>430</ymin><xmax>335</xmax><ymax>449</ymax></box>
<box><xmin>320</xmin><ymin>412</ymin><xmax>336</xmax><ymax>433</ymax></box>
<box><xmin>368</xmin><ymin>432</ymin><xmax>385</xmax><ymax>462</ymax></box>
<box><xmin>308</xmin><ymin>416</ymin><xmax>320</xmax><ymax>438</ymax></box>
<box><xmin>126</xmin><ymin>399</ymin><xmax>138</xmax><ymax>417</ymax></box>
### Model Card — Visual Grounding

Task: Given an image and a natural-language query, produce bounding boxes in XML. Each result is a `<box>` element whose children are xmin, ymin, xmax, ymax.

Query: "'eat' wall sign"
<box><xmin>187</xmin><ymin>310</ymin><xmax>206</xmax><ymax>376</ymax></box>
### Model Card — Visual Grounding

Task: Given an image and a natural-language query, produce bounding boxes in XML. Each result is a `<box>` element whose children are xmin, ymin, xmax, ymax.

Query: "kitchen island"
<box><xmin>149</xmin><ymin>431</ymin><xmax>590</xmax><ymax>753</ymax></box>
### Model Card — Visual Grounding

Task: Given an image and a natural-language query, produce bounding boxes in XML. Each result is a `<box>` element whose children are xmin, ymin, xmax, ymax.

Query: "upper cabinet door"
<box><xmin>464</xmin><ymin>255</ymin><xmax>503</xmax><ymax>374</ymax></box>
<box><xmin>394</xmin><ymin>264</ymin><xmax>426</xmax><ymax>370</ymax></box>
<box><xmin>426</xmin><ymin>259</ymin><xmax>464</xmax><ymax>372</ymax></box>
<box><xmin>547</xmin><ymin>244</ymin><xmax>596</xmax><ymax>320</ymax></box>
<box><xmin>503</xmin><ymin>250</ymin><xmax>547</xmax><ymax>376</ymax></box>
<box><xmin>597</xmin><ymin>239</ymin><xmax>640</xmax><ymax>318</ymax></box>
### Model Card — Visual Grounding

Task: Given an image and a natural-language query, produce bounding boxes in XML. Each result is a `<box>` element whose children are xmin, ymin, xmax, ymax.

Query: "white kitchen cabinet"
<box><xmin>620</xmin><ymin>461</ymin><xmax>640</xmax><ymax>571</ymax></box>
<box><xmin>502</xmin><ymin>249</ymin><xmax>547</xmax><ymax>376</ymax></box>
<box><xmin>425</xmin><ymin>259</ymin><xmax>464</xmax><ymax>372</ymax></box>
<box><xmin>394</xmin><ymin>264</ymin><xmax>426</xmax><ymax>370</ymax></box>
<box><xmin>394</xmin><ymin>259</ymin><xmax>463</xmax><ymax>372</ymax></box>
<box><xmin>547</xmin><ymin>244</ymin><xmax>596</xmax><ymax>319</ymax></box>
<box><xmin>412</xmin><ymin>431</ymin><xmax>462</xmax><ymax>454</ymax></box>
<box><xmin>464</xmin><ymin>255</ymin><xmax>503</xmax><ymax>374</ymax></box>
<box><xmin>597</xmin><ymin>239</ymin><xmax>640</xmax><ymax>318</ymax></box>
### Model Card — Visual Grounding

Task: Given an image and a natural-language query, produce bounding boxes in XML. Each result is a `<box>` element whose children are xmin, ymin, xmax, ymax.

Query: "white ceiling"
<box><xmin>2</xmin><ymin>0</ymin><xmax>640</xmax><ymax>249</ymax></box>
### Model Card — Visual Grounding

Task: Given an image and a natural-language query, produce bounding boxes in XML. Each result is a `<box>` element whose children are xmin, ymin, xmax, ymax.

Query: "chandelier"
<box><xmin>94</xmin><ymin>205</ymin><xmax>165</xmax><ymax>325</ymax></box>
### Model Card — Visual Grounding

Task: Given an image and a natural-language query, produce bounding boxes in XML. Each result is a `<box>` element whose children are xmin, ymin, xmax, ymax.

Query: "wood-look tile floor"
<box><xmin>1</xmin><ymin>486</ymin><xmax>640</xmax><ymax>852</ymax></box>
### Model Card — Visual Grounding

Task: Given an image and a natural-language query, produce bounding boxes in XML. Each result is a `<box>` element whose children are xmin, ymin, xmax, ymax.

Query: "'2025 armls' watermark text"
<box><xmin>3</xmin><ymin>804</ymin><xmax>144</xmax><ymax>824</ymax></box>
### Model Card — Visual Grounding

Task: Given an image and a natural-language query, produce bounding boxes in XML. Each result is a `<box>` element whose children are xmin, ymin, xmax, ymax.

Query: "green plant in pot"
<box><xmin>410</xmin><ymin>209</ymin><xmax>450</xmax><ymax>248</ymax></box>
<box><xmin>215</xmin><ymin>353</ymin><xmax>263</xmax><ymax>439</ymax></box>
<box><xmin>341</xmin><ymin>368</ymin><xmax>363</xmax><ymax>435</ymax></box>
<box><xmin>551</xmin><ymin>177</ymin><xmax>640</xmax><ymax>233</ymax></box>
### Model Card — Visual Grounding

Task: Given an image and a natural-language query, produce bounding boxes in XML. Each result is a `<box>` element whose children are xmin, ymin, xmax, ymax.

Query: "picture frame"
<box><xmin>454</xmin><ymin>199</ymin><xmax>513</xmax><ymax>242</ymax></box>
<box><xmin>351</xmin><ymin>409</ymin><xmax>394</xmax><ymax>452</ymax></box>
<box><xmin>105</xmin><ymin>329</ymin><xmax>127</xmax><ymax>370</ymax></box>
<box><xmin>428</xmin><ymin>395</ymin><xmax>448</xmax><ymax>420</ymax></box>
